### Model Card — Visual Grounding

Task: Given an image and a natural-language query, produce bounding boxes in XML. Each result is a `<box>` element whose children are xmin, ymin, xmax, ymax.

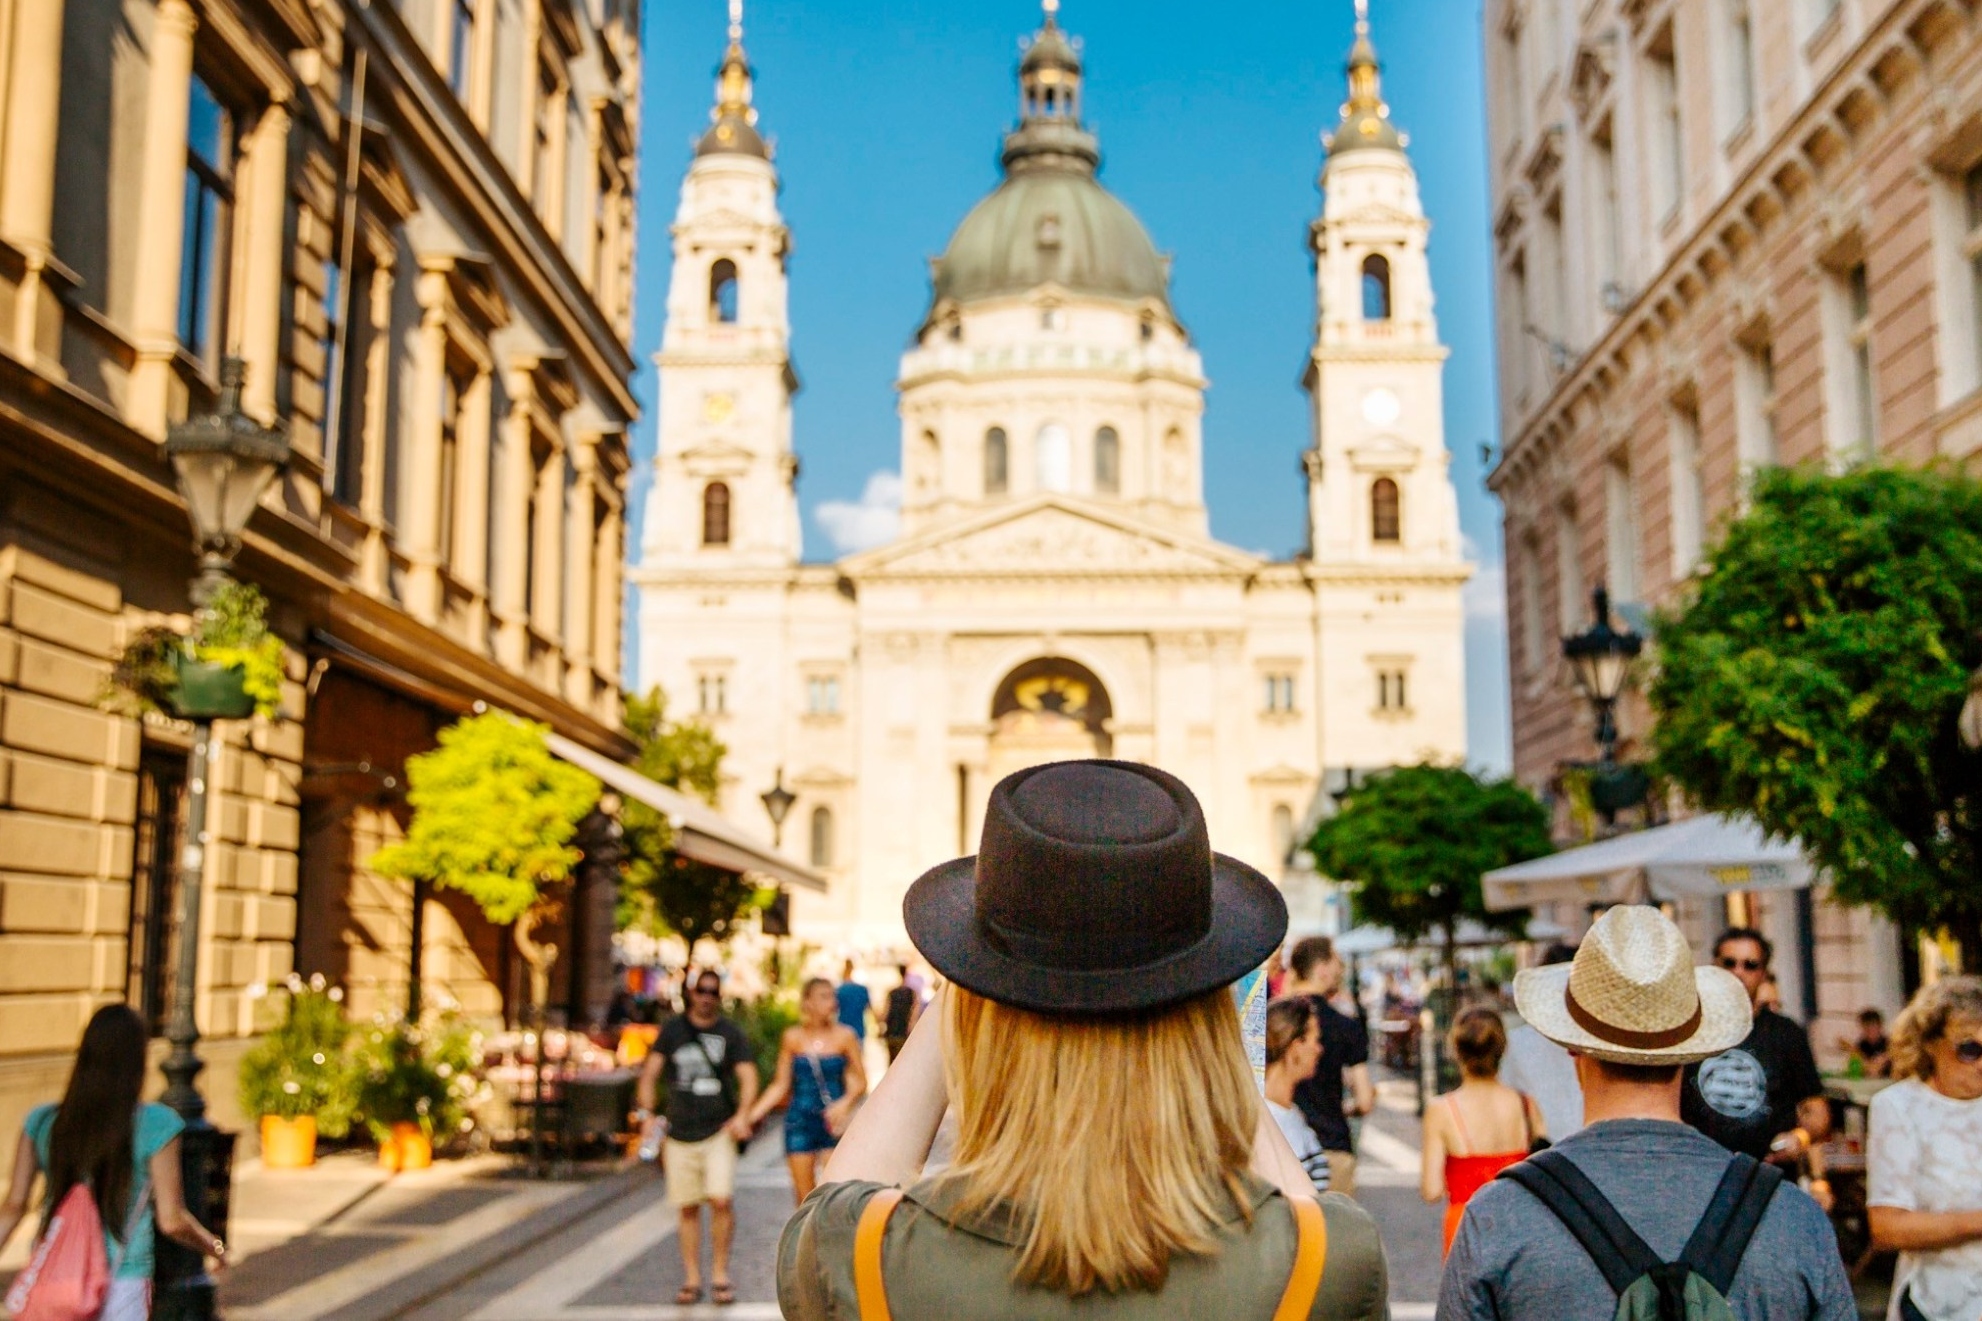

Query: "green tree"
<box><xmin>617</xmin><ymin>688</ymin><xmax>767</xmax><ymax>947</ymax></box>
<box><xmin>1307</xmin><ymin>764</ymin><xmax>1552</xmax><ymax>981</ymax></box>
<box><xmin>1650</xmin><ymin>465</ymin><xmax>1982</xmax><ymax>967</ymax></box>
<box><xmin>370</xmin><ymin>713</ymin><xmax>601</xmax><ymax>1008</ymax></box>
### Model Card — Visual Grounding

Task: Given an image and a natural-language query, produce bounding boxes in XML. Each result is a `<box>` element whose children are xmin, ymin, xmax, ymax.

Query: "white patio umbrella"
<box><xmin>1481</xmin><ymin>813</ymin><xmax>1815</xmax><ymax>912</ymax></box>
<box><xmin>1334</xmin><ymin>917</ymin><xmax>1569</xmax><ymax>956</ymax></box>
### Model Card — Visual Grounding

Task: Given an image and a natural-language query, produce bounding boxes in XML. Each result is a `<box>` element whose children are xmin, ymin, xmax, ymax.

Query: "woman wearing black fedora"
<box><xmin>776</xmin><ymin>760</ymin><xmax>1388</xmax><ymax>1320</ymax></box>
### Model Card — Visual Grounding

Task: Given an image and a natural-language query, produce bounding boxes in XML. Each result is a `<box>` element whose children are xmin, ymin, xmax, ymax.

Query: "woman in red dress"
<box><xmin>1420</xmin><ymin>1006</ymin><xmax>1545</xmax><ymax>1256</ymax></box>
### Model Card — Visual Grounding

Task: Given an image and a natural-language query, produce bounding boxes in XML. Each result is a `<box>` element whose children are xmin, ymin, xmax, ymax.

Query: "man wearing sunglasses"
<box><xmin>1681</xmin><ymin>928</ymin><xmax>1831</xmax><ymax>1178</ymax></box>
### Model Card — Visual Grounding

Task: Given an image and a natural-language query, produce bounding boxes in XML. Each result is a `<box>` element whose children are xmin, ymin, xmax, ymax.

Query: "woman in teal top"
<box><xmin>0</xmin><ymin>1005</ymin><xmax>226</xmax><ymax>1319</ymax></box>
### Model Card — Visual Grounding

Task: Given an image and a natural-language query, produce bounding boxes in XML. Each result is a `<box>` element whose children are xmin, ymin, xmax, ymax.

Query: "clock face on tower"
<box><xmin>703</xmin><ymin>393</ymin><xmax>736</xmax><ymax>423</ymax></box>
<box><xmin>1361</xmin><ymin>388</ymin><xmax>1401</xmax><ymax>427</ymax></box>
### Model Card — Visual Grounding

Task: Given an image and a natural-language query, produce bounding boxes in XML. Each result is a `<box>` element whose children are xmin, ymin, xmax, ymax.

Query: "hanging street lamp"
<box><xmin>156</xmin><ymin>358</ymin><xmax>288</xmax><ymax>1321</ymax></box>
<box><xmin>1563</xmin><ymin>585</ymin><xmax>1643</xmax><ymax>765</ymax></box>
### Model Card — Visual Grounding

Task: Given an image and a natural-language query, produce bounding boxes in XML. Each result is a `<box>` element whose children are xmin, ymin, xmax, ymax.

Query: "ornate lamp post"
<box><xmin>1562</xmin><ymin>586</ymin><xmax>1643</xmax><ymax>765</ymax></box>
<box><xmin>157</xmin><ymin>359</ymin><xmax>288</xmax><ymax>1321</ymax></box>
<box><xmin>760</xmin><ymin>769</ymin><xmax>796</xmax><ymax>847</ymax></box>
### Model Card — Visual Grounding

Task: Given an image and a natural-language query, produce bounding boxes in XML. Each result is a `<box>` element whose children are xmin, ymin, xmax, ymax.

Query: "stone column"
<box><xmin>128</xmin><ymin>0</ymin><xmax>199</xmax><ymax>437</ymax></box>
<box><xmin>562</xmin><ymin>439</ymin><xmax>596</xmax><ymax>705</ymax></box>
<box><xmin>1</xmin><ymin>0</ymin><xmax>69</xmax><ymax>368</ymax></box>
<box><xmin>592</xmin><ymin>503</ymin><xmax>621</xmax><ymax>688</ymax></box>
<box><xmin>402</xmin><ymin>267</ymin><xmax>450</xmax><ymax>621</ymax></box>
<box><xmin>530</xmin><ymin>444</ymin><xmax>564</xmax><ymax>645</ymax></box>
<box><xmin>237</xmin><ymin>101</ymin><xmax>293</xmax><ymax>424</ymax></box>
<box><xmin>491</xmin><ymin>373</ymin><xmax>535</xmax><ymax>668</ymax></box>
<box><xmin>456</xmin><ymin>370</ymin><xmax>494</xmax><ymax>649</ymax></box>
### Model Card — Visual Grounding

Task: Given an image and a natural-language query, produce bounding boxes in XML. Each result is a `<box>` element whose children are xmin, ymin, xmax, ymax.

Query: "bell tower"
<box><xmin>1302</xmin><ymin>0</ymin><xmax>1462</xmax><ymax>568</ymax></box>
<box><xmin>644</xmin><ymin>1</ymin><xmax>801</xmax><ymax>571</ymax></box>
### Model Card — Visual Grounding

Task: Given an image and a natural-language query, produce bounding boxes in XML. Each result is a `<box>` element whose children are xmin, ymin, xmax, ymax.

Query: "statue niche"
<box><xmin>987</xmin><ymin>657</ymin><xmax>1114</xmax><ymax>783</ymax></box>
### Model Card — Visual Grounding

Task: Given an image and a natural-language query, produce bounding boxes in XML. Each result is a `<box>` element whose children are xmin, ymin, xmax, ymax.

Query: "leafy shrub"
<box><xmin>237</xmin><ymin>975</ymin><xmax>355</xmax><ymax>1136</ymax></box>
<box><xmin>350</xmin><ymin>1016</ymin><xmax>488</xmax><ymax>1143</ymax></box>
<box><xmin>105</xmin><ymin>580</ymin><xmax>287</xmax><ymax>719</ymax></box>
<box><xmin>727</xmin><ymin>992</ymin><xmax>799</xmax><ymax>1087</ymax></box>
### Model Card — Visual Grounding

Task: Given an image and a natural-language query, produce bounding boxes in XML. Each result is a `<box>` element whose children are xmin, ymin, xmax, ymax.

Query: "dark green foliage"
<box><xmin>237</xmin><ymin>977</ymin><xmax>355</xmax><ymax>1135</ymax></box>
<box><xmin>726</xmin><ymin>990</ymin><xmax>800</xmax><ymax>1086</ymax></box>
<box><xmin>1307</xmin><ymin>764</ymin><xmax>1552</xmax><ymax>953</ymax></box>
<box><xmin>351</xmin><ymin>1018</ymin><xmax>482</xmax><ymax>1140</ymax></box>
<box><xmin>1650</xmin><ymin>465</ymin><xmax>1982</xmax><ymax>962</ymax></box>
<box><xmin>618</xmin><ymin>688</ymin><xmax>768</xmax><ymax>944</ymax></box>
<box><xmin>105</xmin><ymin>581</ymin><xmax>286</xmax><ymax>719</ymax></box>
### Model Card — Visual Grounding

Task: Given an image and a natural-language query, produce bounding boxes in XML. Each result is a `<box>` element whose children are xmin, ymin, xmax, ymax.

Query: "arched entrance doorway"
<box><xmin>986</xmin><ymin>657</ymin><xmax>1113</xmax><ymax>785</ymax></box>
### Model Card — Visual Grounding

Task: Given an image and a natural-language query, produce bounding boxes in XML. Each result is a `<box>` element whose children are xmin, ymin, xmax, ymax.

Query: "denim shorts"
<box><xmin>784</xmin><ymin>1106</ymin><xmax>837</xmax><ymax>1155</ymax></box>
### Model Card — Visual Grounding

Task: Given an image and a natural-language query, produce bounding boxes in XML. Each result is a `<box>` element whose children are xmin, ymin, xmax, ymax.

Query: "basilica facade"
<box><xmin>634</xmin><ymin>4</ymin><xmax>1471</xmax><ymax>950</ymax></box>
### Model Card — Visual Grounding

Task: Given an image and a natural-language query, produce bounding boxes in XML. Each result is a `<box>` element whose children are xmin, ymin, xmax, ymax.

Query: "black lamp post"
<box><xmin>759</xmin><ymin>771</ymin><xmax>797</xmax><ymax>982</ymax></box>
<box><xmin>156</xmin><ymin>359</ymin><xmax>288</xmax><ymax>1321</ymax></box>
<box><xmin>760</xmin><ymin>769</ymin><xmax>796</xmax><ymax>848</ymax></box>
<box><xmin>1562</xmin><ymin>586</ymin><xmax>1643</xmax><ymax>765</ymax></box>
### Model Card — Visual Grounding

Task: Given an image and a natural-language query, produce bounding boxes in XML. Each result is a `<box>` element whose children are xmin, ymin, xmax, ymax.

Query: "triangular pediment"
<box><xmin>1347</xmin><ymin>435</ymin><xmax>1421</xmax><ymax>472</ymax></box>
<box><xmin>680</xmin><ymin>438</ymin><xmax>756</xmax><ymax>476</ymax></box>
<box><xmin>844</xmin><ymin>497</ymin><xmax>1261</xmax><ymax>578</ymax></box>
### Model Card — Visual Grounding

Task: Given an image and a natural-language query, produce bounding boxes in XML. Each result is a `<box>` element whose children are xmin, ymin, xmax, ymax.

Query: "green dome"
<box><xmin>933</xmin><ymin>170</ymin><xmax>1170</xmax><ymax>309</ymax></box>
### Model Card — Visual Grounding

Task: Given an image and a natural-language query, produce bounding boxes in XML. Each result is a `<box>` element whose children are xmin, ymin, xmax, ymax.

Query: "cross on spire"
<box><xmin>1043</xmin><ymin>0</ymin><xmax>1059</xmax><ymax>20</ymax></box>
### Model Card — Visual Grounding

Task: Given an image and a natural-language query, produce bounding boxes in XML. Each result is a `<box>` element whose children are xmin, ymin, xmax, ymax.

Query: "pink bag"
<box><xmin>4</xmin><ymin>1183</ymin><xmax>112</xmax><ymax>1321</ymax></box>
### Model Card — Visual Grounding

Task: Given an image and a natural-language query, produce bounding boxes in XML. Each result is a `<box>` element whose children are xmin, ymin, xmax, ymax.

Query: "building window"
<box><xmin>1828</xmin><ymin>261</ymin><xmax>1876</xmax><ymax>461</ymax></box>
<box><xmin>809</xmin><ymin>806</ymin><xmax>834</xmax><ymax>869</ymax></box>
<box><xmin>1736</xmin><ymin>339</ymin><xmax>1779</xmax><ymax>478</ymax></box>
<box><xmin>1556</xmin><ymin>499</ymin><xmax>1583</xmax><ymax>633</ymax></box>
<box><xmin>331</xmin><ymin>260</ymin><xmax>371</xmax><ymax>506</ymax></box>
<box><xmin>1519</xmin><ymin>533</ymin><xmax>1546</xmax><ymax>676</ymax></box>
<box><xmin>1647</xmin><ymin>26</ymin><xmax>1682</xmax><ymax>220</ymax></box>
<box><xmin>701</xmin><ymin>481</ymin><xmax>731</xmax><ymax>546</ymax></box>
<box><xmin>1849</xmin><ymin>263</ymin><xmax>1875</xmax><ymax>458</ymax></box>
<box><xmin>1361</xmin><ymin>254</ymin><xmax>1392</xmax><ymax>321</ymax></box>
<box><xmin>178</xmin><ymin>75</ymin><xmax>234</xmax><ymax>368</ymax></box>
<box><xmin>1371</xmin><ymin>477</ymin><xmax>1401</xmax><ymax>543</ymax></box>
<box><xmin>448</xmin><ymin>0</ymin><xmax>475</xmax><ymax>99</ymax></box>
<box><xmin>1036</xmin><ymin>423</ymin><xmax>1071</xmax><ymax>493</ymax></box>
<box><xmin>1262</xmin><ymin>673</ymin><xmax>1296</xmax><ymax>714</ymax></box>
<box><xmin>127</xmin><ymin>750</ymin><xmax>186</xmax><ymax>1036</ymax></box>
<box><xmin>1605</xmin><ymin>456</ymin><xmax>1642</xmax><ymax>602</ymax></box>
<box><xmin>984</xmin><ymin>427</ymin><xmax>1009</xmax><ymax>496</ymax></box>
<box><xmin>710</xmin><ymin>259</ymin><xmax>739</xmax><ymax>324</ymax></box>
<box><xmin>1669</xmin><ymin>398</ymin><xmax>1706</xmax><ymax>577</ymax></box>
<box><xmin>1271</xmin><ymin>804</ymin><xmax>1296</xmax><ymax>861</ymax></box>
<box><xmin>1094</xmin><ymin>426</ymin><xmax>1120</xmax><ymax>494</ymax></box>
<box><xmin>697</xmin><ymin>673</ymin><xmax>727</xmax><ymax>716</ymax></box>
<box><xmin>439</xmin><ymin>365</ymin><xmax>470</xmax><ymax>568</ymax></box>
<box><xmin>533</xmin><ymin>60</ymin><xmax>561</xmax><ymax>219</ymax></box>
<box><xmin>1589</xmin><ymin>120</ymin><xmax>1622</xmax><ymax>313</ymax></box>
<box><xmin>807</xmin><ymin>674</ymin><xmax>841</xmax><ymax>716</ymax></box>
<box><xmin>1717</xmin><ymin>1</ymin><xmax>1757</xmax><ymax>138</ymax></box>
<box><xmin>1376</xmin><ymin>669</ymin><xmax>1410</xmax><ymax>712</ymax></box>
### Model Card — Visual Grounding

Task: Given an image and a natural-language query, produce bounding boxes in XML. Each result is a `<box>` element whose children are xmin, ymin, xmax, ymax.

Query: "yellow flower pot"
<box><xmin>260</xmin><ymin>1115</ymin><xmax>317</xmax><ymax>1169</ymax></box>
<box><xmin>379</xmin><ymin>1122</ymin><xmax>432</xmax><ymax>1172</ymax></box>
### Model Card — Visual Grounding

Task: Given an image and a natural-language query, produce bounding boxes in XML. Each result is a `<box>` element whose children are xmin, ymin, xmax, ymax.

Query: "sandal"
<box><xmin>712</xmin><ymin>1282</ymin><xmax>736</xmax><ymax>1306</ymax></box>
<box><xmin>676</xmin><ymin>1284</ymin><xmax>704</xmax><ymax>1305</ymax></box>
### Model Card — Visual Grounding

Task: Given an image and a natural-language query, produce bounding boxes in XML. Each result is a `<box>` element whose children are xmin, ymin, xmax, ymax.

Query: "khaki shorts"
<box><xmin>664</xmin><ymin>1132</ymin><xmax>738</xmax><ymax>1208</ymax></box>
<box><xmin>1325</xmin><ymin>1149</ymin><xmax>1358</xmax><ymax>1198</ymax></box>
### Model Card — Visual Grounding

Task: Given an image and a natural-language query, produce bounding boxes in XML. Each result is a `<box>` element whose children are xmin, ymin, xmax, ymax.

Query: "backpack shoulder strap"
<box><xmin>855</xmin><ymin>1188</ymin><xmax>905</xmax><ymax>1321</ymax></box>
<box><xmin>1497</xmin><ymin>1149</ymin><xmax>1662</xmax><ymax>1297</ymax></box>
<box><xmin>1678</xmin><ymin>1155</ymin><xmax>1783</xmax><ymax>1297</ymax></box>
<box><xmin>1272</xmin><ymin>1196</ymin><xmax>1329</xmax><ymax>1321</ymax></box>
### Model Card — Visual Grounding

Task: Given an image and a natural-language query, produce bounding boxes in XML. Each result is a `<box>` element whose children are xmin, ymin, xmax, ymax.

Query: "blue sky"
<box><xmin>631</xmin><ymin>0</ymin><xmax>1512</xmax><ymax>772</ymax></box>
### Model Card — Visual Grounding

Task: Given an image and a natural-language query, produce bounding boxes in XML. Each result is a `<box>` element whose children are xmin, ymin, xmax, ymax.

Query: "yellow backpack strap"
<box><xmin>854</xmin><ymin>1187</ymin><xmax>905</xmax><ymax>1321</ymax></box>
<box><xmin>1272</xmin><ymin>1196</ymin><xmax>1329</xmax><ymax>1321</ymax></box>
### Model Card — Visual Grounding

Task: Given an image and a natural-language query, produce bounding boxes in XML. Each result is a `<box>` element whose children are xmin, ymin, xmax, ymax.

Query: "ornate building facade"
<box><xmin>0</xmin><ymin>0</ymin><xmax>640</xmax><ymax>1153</ymax></box>
<box><xmin>1481</xmin><ymin>0</ymin><xmax>1982</xmax><ymax>1048</ymax></box>
<box><xmin>637</xmin><ymin>4</ymin><xmax>1472</xmax><ymax>950</ymax></box>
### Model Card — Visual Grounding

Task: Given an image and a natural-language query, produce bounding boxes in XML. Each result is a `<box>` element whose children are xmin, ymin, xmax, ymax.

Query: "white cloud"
<box><xmin>1464</xmin><ymin>560</ymin><xmax>1507</xmax><ymax>622</ymax></box>
<box><xmin>815</xmin><ymin>471</ymin><xmax>903</xmax><ymax>555</ymax></box>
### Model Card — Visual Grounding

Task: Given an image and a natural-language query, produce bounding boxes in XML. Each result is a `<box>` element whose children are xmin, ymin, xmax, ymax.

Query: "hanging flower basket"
<box><xmin>169</xmin><ymin>651</ymin><xmax>256</xmax><ymax>720</ymax></box>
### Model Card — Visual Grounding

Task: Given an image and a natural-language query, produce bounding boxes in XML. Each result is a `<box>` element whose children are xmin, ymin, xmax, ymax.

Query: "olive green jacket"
<box><xmin>777</xmin><ymin>1171</ymin><xmax>1390</xmax><ymax>1320</ymax></box>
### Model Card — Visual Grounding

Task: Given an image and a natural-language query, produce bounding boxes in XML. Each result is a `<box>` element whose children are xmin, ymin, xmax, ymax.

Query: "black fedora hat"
<box><xmin>903</xmin><ymin>759</ymin><xmax>1287</xmax><ymax>1014</ymax></box>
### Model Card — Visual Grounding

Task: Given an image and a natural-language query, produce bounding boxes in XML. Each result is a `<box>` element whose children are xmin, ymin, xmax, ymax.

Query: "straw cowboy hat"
<box><xmin>904</xmin><ymin>760</ymin><xmax>1286</xmax><ymax>1015</ymax></box>
<box><xmin>1514</xmin><ymin>905</ymin><xmax>1752</xmax><ymax>1066</ymax></box>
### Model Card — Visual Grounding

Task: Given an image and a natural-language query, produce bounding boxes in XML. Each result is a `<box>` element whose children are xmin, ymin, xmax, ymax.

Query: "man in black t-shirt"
<box><xmin>1682</xmin><ymin>928</ymin><xmax>1832</xmax><ymax>1192</ymax></box>
<box><xmin>882</xmin><ymin>965</ymin><xmax>921</xmax><ymax>1062</ymax></box>
<box><xmin>1285</xmin><ymin>936</ymin><xmax>1375</xmax><ymax>1196</ymax></box>
<box><xmin>635</xmin><ymin>969</ymin><xmax>759</xmax><ymax>1306</ymax></box>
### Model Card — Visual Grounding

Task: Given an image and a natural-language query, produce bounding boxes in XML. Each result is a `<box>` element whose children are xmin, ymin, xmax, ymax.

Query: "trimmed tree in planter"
<box><xmin>369</xmin><ymin>712</ymin><xmax>601</xmax><ymax>1022</ymax></box>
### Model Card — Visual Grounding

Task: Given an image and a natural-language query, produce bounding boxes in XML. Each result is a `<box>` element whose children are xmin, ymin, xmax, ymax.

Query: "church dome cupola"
<box><xmin>1324</xmin><ymin>0</ymin><xmax>1405</xmax><ymax>158</ymax></box>
<box><xmin>697</xmin><ymin>0</ymin><xmax>771</xmax><ymax>160</ymax></box>
<box><xmin>927</xmin><ymin>1</ymin><xmax>1171</xmax><ymax>316</ymax></box>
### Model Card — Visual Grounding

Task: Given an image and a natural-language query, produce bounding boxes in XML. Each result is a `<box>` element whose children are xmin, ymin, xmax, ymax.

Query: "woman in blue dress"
<box><xmin>746</xmin><ymin>978</ymin><xmax>868</xmax><ymax>1203</ymax></box>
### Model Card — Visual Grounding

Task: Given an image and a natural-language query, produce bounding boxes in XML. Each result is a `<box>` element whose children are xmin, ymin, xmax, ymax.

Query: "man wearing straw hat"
<box><xmin>1436</xmin><ymin>906</ymin><xmax>1852</xmax><ymax>1320</ymax></box>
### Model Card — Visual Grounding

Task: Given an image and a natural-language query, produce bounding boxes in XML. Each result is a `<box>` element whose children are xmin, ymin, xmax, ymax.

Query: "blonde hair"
<box><xmin>1890</xmin><ymin>976</ymin><xmax>1982</xmax><ymax>1080</ymax></box>
<box><xmin>939</xmin><ymin>986</ymin><xmax>1259</xmax><ymax>1296</ymax></box>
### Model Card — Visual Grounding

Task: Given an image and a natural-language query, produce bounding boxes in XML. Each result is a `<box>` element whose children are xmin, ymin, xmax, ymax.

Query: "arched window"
<box><xmin>1272</xmin><ymin>804</ymin><xmax>1296</xmax><ymax>861</ymax></box>
<box><xmin>809</xmin><ymin>805</ymin><xmax>834</xmax><ymax>868</ymax></box>
<box><xmin>709</xmin><ymin>259</ymin><xmax>739</xmax><ymax>324</ymax></box>
<box><xmin>1094</xmin><ymin>426</ymin><xmax>1120</xmax><ymax>494</ymax></box>
<box><xmin>1371</xmin><ymin>477</ymin><xmax>1401</xmax><ymax>543</ymax></box>
<box><xmin>1036</xmin><ymin>423</ymin><xmax>1071</xmax><ymax>493</ymax></box>
<box><xmin>702</xmin><ymin>481</ymin><xmax>731</xmax><ymax>546</ymax></box>
<box><xmin>984</xmin><ymin>427</ymin><xmax>1009</xmax><ymax>495</ymax></box>
<box><xmin>1361</xmin><ymin>254</ymin><xmax>1392</xmax><ymax>321</ymax></box>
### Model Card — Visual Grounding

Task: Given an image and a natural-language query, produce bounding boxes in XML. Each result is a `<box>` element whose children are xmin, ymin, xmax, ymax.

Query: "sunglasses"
<box><xmin>692</xmin><ymin>985</ymin><xmax>721</xmax><ymax>999</ymax></box>
<box><xmin>1955</xmin><ymin>1039</ymin><xmax>1982</xmax><ymax>1065</ymax></box>
<box><xmin>1718</xmin><ymin>957</ymin><xmax>1766</xmax><ymax>972</ymax></box>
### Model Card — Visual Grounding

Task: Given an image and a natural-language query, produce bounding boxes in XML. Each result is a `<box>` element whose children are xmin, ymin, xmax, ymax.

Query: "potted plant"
<box><xmin>353</xmin><ymin>1021</ymin><xmax>453</xmax><ymax>1171</ymax></box>
<box><xmin>238</xmin><ymin>975</ymin><xmax>354</xmax><ymax>1168</ymax></box>
<box><xmin>107</xmin><ymin>581</ymin><xmax>286</xmax><ymax>721</ymax></box>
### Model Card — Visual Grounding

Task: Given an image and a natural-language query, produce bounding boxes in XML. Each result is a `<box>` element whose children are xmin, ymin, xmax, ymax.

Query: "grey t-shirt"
<box><xmin>1436</xmin><ymin>1119</ymin><xmax>1853</xmax><ymax>1321</ymax></box>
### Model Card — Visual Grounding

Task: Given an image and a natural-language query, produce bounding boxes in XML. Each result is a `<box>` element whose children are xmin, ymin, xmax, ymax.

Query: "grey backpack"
<box><xmin>1497</xmin><ymin>1148</ymin><xmax>1784</xmax><ymax>1321</ymax></box>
